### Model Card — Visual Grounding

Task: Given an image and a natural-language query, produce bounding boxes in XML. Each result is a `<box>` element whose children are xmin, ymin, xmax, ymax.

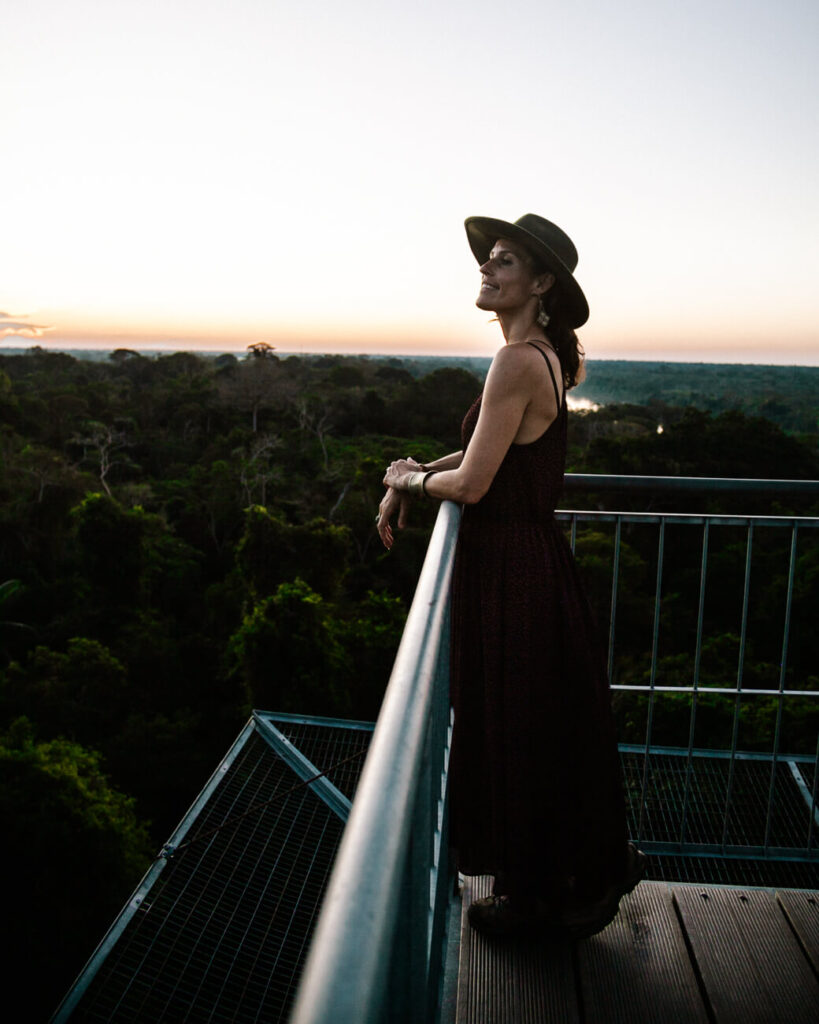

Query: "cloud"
<box><xmin>0</xmin><ymin>312</ymin><xmax>52</xmax><ymax>339</ymax></box>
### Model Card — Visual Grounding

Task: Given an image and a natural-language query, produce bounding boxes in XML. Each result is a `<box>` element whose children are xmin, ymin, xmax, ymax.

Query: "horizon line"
<box><xmin>1</xmin><ymin>341</ymin><xmax>818</xmax><ymax>370</ymax></box>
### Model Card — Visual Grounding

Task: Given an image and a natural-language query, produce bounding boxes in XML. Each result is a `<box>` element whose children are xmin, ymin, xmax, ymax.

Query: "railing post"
<box><xmin>638</xmin><ymin>519</ymin><xmax>665</xmax><ymax>844</ymax></box>
<box><xmin>721</xmin><ymin>521</ymin><xmax>754</xmax><ymax>852</ymax></box>
<box><xmin>764</xmin><ymin>523</ymin><xmax>799</xmax><ymax>852</ymax></box>
<box><xmin>607</xmin><ymin>516</ymin><xmax>622</xmax><ymax>684</ymax></box>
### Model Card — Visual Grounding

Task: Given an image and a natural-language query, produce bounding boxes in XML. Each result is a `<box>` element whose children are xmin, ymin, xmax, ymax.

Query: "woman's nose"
<box><xmin>479</xmin><ymin>258</ymin><xmax>493</xmax><ymax>274</ymax></box>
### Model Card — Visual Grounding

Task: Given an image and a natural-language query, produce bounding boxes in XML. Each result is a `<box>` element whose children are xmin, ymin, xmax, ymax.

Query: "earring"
<box><xmin>536</xmin><ymin>298</ymin><xmax>550</xmax><ymax>328</ymax></box>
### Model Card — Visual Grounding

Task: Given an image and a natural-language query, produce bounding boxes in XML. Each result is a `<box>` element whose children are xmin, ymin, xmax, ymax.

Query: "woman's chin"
<box><xmin>475</xmin><ymin>294</ymin><xmax>497</xmax><ymax>311</ymax></box>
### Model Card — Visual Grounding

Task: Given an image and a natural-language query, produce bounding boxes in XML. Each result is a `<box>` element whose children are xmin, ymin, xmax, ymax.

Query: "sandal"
<box><xmin>562</xmin><ymin>888</ymin><xmax>621</xmax><ymax>940</ymax></box>
<box><xmin>562</xmin><ymin>843</ymin><xmax>647</xmax><ymax>940</ymax></box>
<box><xmin>467</xmin><ymin>895</ymin><xmax>564</xmax><ymax>940</ymax></box>
<box><xmin>617</xmin><ymin>842</ymin><xmax>647</xmax><ymax>896</ymax></box>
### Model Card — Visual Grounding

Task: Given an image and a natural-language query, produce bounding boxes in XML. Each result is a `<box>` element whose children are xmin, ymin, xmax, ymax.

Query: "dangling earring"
<box><xmin>536</xmin><ymin>297</ymin><xmax>550</xmax><ymax>328</ymax></box>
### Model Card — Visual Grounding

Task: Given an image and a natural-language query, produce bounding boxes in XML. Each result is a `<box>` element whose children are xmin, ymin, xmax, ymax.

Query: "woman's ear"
<box><xmin>534</xmin><ymin>272</ymin><xmax>556</xmax><ymax>297</ymax></box>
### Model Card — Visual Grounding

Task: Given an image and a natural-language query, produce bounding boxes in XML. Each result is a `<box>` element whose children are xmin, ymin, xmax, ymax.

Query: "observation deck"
<box><xmin>292</xmin><ymin>477</ymin><xmax>819</xmax><ymax>1024</ymax></box>
<box><xmin>53</xmin><ymin>476</ymin><xmax>819</xmax><ymax>1023</ymax></box>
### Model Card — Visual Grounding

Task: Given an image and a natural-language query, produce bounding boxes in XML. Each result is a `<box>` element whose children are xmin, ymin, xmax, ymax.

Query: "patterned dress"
<box><xmin>449</xmin><ymin>343</ymin><xmax>628</xmax><ymax>905</ymax></box>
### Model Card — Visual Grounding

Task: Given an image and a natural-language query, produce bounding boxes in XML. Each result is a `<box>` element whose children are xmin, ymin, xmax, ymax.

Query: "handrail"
<box><xmin>290</xmin><ymin>501</ymin><xmax>462</xmax><ymax>1024</ymax></box>
<box><xmin>562</xmin><ymin>473</ymin><xmax>819</xmax><ymax>496</ymax></box>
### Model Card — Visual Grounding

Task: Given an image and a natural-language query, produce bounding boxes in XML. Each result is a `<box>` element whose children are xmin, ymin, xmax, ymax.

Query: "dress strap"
<box><xmin>526</xmin><ymin>341</ymin><xmax>563</xmax><ymax>411</ymax></box>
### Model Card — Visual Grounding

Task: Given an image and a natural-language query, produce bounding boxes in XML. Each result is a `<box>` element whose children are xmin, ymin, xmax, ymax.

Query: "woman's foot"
<box><xmin>562</xmin><ymin>888</ymin><xmax>621</xmax><ymax>940</ymax></box>
<box><xmin>467</xmin><ymin>894</ymin><xmax>564</xmax><ymax>940</ymax></box>
<box><xmin>562</xmin><ymin>843</ymin><xmax>647</xmax><ymax>940</ymax></box>
<box><xmin>618</xmin><ymin>842</ymin><xmax>647</xmax><ymax>896</ymax></box>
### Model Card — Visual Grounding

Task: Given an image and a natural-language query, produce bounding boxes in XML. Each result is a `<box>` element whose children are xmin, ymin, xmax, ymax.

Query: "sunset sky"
<box><xmin>3</xmin><ymin>0</ymin><xmax>817</xmax><ymax>363</ymax></box>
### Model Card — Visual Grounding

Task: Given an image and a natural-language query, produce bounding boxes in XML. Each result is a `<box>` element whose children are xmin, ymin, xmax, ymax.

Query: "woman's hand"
<box><xmin>383</xmin><ymin>458</ymin><xmax>419</xmax><ymax>493</ymax></box>
<box><xmin>376</xmin><ymin>486</ymin><xmax>412</xmax><ymax>550</ymax></box>
<box><xmin>377</xmin><ymin>457</ymin><xmax>422</xmax><ymax>549</ymax></box>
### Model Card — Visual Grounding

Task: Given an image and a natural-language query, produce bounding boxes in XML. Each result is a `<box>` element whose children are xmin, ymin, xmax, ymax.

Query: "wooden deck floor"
<box><xmin>455</xmin><ymin>877</ymin><xmax>819</xmax><ymax>1024</ymax></box>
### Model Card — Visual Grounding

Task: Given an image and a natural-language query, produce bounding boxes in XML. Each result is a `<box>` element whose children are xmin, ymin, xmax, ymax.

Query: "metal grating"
<box><xmin>59</xmin><ymin>718</ymin><xmax>371</xmax><ymax>1023</ymax></box>
<box><xmin>263</xmin><ymin>714</ymin><xmax>373</xmax><ymax>801</ymax></box>
<box><xmin>621</xmin><ymin>749</ymin><xmax>819</xmax><ymax>888</ymax></box>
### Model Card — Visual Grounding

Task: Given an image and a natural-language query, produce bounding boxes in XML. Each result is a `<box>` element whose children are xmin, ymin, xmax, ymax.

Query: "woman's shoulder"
<box><xmin>490</xmin><ymin>340</ymin><xmax>557</xmax><ymax>378</ymax></box>
<box><xmin>482</xmin><ymin>344</ymin><xmax>551</xmax><ymax>405</ymax></box>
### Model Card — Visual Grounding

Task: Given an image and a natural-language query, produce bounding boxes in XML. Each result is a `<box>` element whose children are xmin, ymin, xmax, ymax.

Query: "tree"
<box><xmin>235</xmin><ymin>506</ymin><xmax>352</xmax><ymax>600</ymax></box>
<box><xmin>70</xmin><ymin>419</ymin><xmax>135</xmax><ymax>497</ymax></box>
<box><xmin>19</xmin><ymin>443</ymin><xmax>80</xmax><ymax>502</ymax></box>
<box><xmin>109</xmin><ymin>348</ymin><xmax>144</xmax><ymax>363</ymax></box>
<box><xmin>228</xmin><ymin>579</ymin><xmax>350</xmax><ymax>715</ymax></box>
<box><xmin>392</xmin><ymin>367</ymin><xmax>481</xmax><ymax>447</ymax></box>
<box><xmin>219</xmin><ymin>356</ymin><xmax>283</xmax><ymax>432</ymax></box>
<box><xmin>246</xmin><ymin>341</ymin><xmax>278</xmax><ymax>360</ymax></box>
<box><xmin>0</xmin><ymin>718</ymin><xmax>152</xmax><ymax>1020</ymax></box>
<box><xmin>71</xmin><ymin>493</ymin><xmax>147</xmax><ymax>607</ymax></box>
<box><xmin>2</xmin><ymin>638</ymin><xmax>131</xmax><ymax>743</ymax></box>
<box><xmin>293</xmin><ymin>394</ymin><xmax>334</xmax><ymax>470</ymax></box>
<box><xmin>236</xmin><ymin>433</ymin><xmax>283</xmax><ymax>507</ymax></box>
<box><xmin>333</xmin><ymin>590</ymin><xmax>405</xmax><ymax>718</ymax></box>
<box><xmin>584</xmin><ymin>407</ymin><xmax>819</xmax><ymax>483</ymax></box>
<box><xmin>0</xmin><ymin>579</ymin><xmax>33</xmax><ymax>664</ymax></box>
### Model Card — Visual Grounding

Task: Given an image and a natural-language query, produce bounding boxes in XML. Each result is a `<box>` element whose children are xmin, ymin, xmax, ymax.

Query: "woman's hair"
<box><xmin>538</xmin><ymin>282</ymin><xmax>585</xmax><ymax>389</ymax></box>
<box><xmin>513</xmin><ymin>242</ymin><xmax>585</xmax><ymax>388</ymax></box>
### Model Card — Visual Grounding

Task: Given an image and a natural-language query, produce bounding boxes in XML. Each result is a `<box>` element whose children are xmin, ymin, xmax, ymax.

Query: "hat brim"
<box><xmin>465</xmin><ymin>216</ymin><xmax>589</xmax><ymax>328</ymax></box>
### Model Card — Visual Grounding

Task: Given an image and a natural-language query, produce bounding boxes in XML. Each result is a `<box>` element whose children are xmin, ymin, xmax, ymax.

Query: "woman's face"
<box><xmin>475</xmin><ymin>238</ymin><xmax>553</xmax><ymax>313</ymax></box>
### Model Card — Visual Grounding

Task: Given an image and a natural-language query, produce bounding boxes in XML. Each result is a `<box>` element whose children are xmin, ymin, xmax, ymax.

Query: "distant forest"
<box><xmin>5</xmin><ymin>347</ymin><xmax>817</xmax><ymax>435</ymax></box>
<box><xmin>405</xmin><ymin>357</ymin><xmax>819</xmax><ymax>435</ymax></box>
<box><xmin>1</xmin><ymin>345</ymin><xmax>817</xmax><ymax>1017</ymax></box>
<box><xmin>571</xmin><ymin>360</ymin><xmax>819</xmax><ymax>434</ymax></box>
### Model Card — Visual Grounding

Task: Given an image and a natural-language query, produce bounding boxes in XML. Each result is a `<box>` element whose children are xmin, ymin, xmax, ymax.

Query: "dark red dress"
<box><xmin>449</xmin><ymin>344</ymin><xmax>628</xmax><ymax>905</ymax></box>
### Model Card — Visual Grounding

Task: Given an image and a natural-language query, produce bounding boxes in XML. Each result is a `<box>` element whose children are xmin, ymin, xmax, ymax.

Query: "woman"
<box><xmin>378</xmin><ymin>213</ymin><xmax>644</xmax><ymax>939</ymax></box>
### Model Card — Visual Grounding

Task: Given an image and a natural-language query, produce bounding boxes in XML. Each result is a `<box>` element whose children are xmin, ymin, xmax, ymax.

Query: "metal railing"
<box><xmin>558</xmin><ymin>477</ymin><xmax>819</xmax><ymax>862</ymax></box>
<box><xmin>290</xmin><ymin>500</ymin><xmax>462</xmax><ymax>1024</ymax></box>
<box><xmin>291</xmin><ymin>475</ymin><xmax>819</xmax><ymax>1024</ymax></box>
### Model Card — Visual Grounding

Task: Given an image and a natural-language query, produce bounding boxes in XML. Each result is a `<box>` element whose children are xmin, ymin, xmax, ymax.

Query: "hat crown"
<box><xmin>515</xmin><ymin>213</ymin><xmax>578</xmax><ymax>273</ymax></box>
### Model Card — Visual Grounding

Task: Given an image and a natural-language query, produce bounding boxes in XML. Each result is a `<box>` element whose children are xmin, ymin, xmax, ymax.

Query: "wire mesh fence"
<box><xmin>558</xmin><ymin>496</ymin><xmax>819</xmax><ymax>870</ymax></box>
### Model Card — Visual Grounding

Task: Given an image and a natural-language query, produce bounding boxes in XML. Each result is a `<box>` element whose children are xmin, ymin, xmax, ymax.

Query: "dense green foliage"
<box><xmin>571</xmin><ymin>360</ymin><xmax>819</xmax><ymax>436</ymax></box>
<box><xmin>0</xmin><ymin>345</ymin><xmax>817</xmax><ymax>1011</ymax></box>
<box><xmin>0</xmin><ymin>717</ymin><xmax>152</xmax><ymax>1020</ymax></box>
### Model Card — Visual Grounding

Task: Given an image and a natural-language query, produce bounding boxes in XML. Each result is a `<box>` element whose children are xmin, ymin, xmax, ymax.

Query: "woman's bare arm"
<box><xmin>385</xmin><ymin>344</ymin><xmax>556</xmax><ymax>504</ymax></box>
<box><xmin>421</xmin><ymin>450</ymin><xmax>463</xmax><ymax>472</ymax></box>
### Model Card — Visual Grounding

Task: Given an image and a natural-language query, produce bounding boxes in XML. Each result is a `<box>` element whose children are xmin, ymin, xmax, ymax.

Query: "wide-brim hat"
<box><xmin>464</xmin><ymin>213</ymin><xmax>589</xmax><ymax>328</ymax></box>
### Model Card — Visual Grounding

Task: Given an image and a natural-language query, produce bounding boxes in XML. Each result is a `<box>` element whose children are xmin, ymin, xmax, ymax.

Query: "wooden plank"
<box><xmin>455</xmin><ymin>875</ymin><xmax>579</xmax><ymax>1024</ymax></box>
<box><xmin>777</xmin><ymin>889</ymin><xmax>819</xmax><ymax>975</ymax></box>
<box><xmin>674</xmin><ymin>884</ymin><xmax>819</xmax><ymax>1024</ymax></box>
<box><xmin>576</xmin><ymin>881</ymin><xmax>709</xmax><ymax>1023</ymax></box>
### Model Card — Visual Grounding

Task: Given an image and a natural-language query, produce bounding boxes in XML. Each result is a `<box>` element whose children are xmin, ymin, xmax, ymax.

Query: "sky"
<box><xmin>2</xmin><ymin>0</ymin><xmax>818</xmax><ymax>364</ymax></box>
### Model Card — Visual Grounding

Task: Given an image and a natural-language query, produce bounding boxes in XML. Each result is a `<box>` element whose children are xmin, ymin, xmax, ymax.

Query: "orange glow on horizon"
<box><xmin>3</xmin><ymin>319</ymin><xmax>816</xmax><ymax>366</ymax></box>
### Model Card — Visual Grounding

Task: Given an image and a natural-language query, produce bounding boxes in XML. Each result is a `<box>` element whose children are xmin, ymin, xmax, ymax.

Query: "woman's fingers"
<box><xmin>398</xmin><ymin>494</ymin><xmax>410</xmax><ymax>529</ymax></box>
<box><xmin>377</xmin><ymin>471</ymin><xmax>417</xmax><ymax>548</ymax></box>
<box><xmin>376</xmin><ymin>485</ymin><xmax>411</xmax><ymax>549</ymax></box>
